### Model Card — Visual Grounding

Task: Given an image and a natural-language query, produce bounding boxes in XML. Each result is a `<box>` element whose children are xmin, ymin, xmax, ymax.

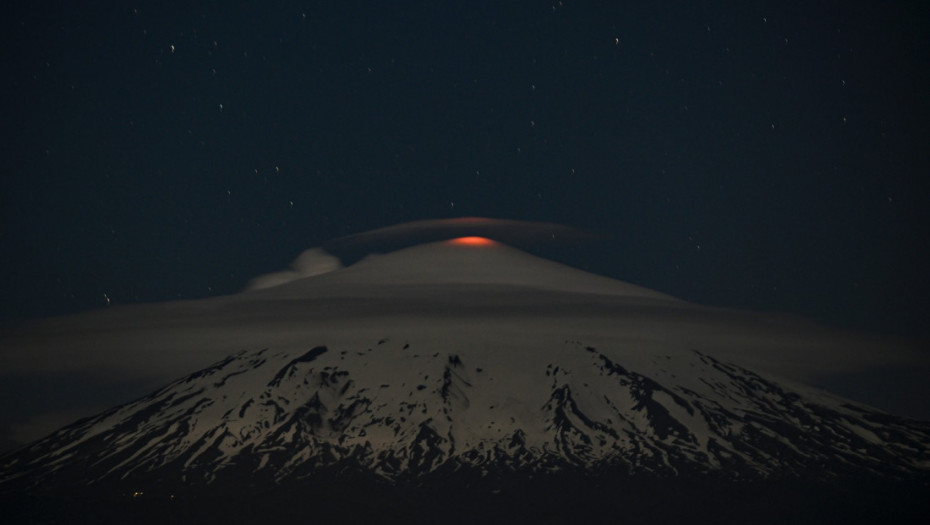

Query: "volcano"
<box><xmin>1</xmin><ymin>223</ymin><xmax>928</xmax><ymax>523</ymax></box>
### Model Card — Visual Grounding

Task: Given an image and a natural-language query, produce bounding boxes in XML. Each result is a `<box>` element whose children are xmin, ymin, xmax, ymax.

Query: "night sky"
<box><xmin>2</xmin><ymin>1</ymin><xmax>928</xmax><ymax>339</ymax></box>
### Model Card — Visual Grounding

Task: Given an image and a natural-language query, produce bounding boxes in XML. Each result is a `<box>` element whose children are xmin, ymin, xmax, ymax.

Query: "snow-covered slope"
<box><xmin>4</xmin><ymin>335</ymin><xmax>928</xmax><ymax>489</ymax></box>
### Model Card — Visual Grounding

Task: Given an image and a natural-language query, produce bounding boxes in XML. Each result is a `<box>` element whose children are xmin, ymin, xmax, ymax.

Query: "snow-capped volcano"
<box><xmin>0</xmin><ymin>230</ymin><xmax>923</xmax><ymax>452</ymax></box>
<box><xmin>1</xmin><ymin>223</ymin><xmax>928</xmax><ymax>523</ymax></box>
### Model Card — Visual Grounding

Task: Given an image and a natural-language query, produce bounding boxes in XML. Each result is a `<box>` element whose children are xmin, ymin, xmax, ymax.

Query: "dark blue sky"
<box><xmin>2</xmin><ymin>1</ymin><xmax>928</xmax><ymax>338</ymax></box>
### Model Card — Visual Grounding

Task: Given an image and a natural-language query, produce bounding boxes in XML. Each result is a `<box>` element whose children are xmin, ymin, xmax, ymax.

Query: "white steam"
<box><xmin>245</xmin><ymin>248</ymin><xmax>343</xmax><ymax>290</ymax></box>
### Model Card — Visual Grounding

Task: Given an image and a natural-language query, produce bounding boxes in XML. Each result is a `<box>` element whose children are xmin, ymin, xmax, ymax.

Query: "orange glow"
<box><xmin>447</xmin><ymin>236</ymin><xmax>497</xmax><ymax>246</ymax></box>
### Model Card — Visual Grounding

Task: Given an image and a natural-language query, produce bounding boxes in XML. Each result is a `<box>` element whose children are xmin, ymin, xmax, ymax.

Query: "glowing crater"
<box><xmin>446</xmin><ymin>236</ymin><xmax>497</xmax><ymax>246</ymax></box>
